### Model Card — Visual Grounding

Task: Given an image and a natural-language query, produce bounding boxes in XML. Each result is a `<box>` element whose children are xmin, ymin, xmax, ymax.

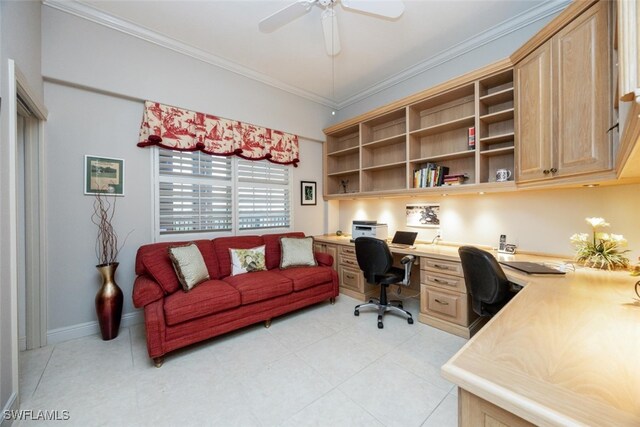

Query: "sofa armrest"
<box><xmin>315</xmin><ymin>252</ymin><xmax>334</xmax><ymax>267</ymax></box>
<box><xmin>133</xmin><ymin>275</ymin><xmax>165</xmax><ymax>308</ymax></box>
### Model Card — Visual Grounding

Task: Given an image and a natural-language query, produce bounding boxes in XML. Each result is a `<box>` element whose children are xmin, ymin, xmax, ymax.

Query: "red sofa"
<box><xmin>132</xmin><ymin>232</ymin><xmax>339</xmax><ymax>366</ymax></box>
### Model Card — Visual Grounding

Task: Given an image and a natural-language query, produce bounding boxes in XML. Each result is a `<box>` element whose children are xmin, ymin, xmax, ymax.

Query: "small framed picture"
<box><xmin>84</xmin><ymin>155</ymin><xmax>125</xmax><ymax>196</ymax></box>
<box><xmin>406</xmin><ymin>204</ymin><xmax>440</xmax><ymax>228</ymax></box>
<box><xmin>301</xmin><ymin>181</ymin><xmax>317</xmax><ymax>206</ymax></box>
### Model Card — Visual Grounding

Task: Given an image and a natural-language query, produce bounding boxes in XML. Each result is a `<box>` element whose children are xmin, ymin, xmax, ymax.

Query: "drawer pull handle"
<box><xmin>433</xmin><ymin>264</ymin><xmax>450</xmax><ymax>270</ymax></box>
<box><xmin>345</xmin><ymin>274</ymin><xmax>355</xmax><ymax>279</ymax></box>
<box><xmin>433</xmin><ymin>278</ymin><xmax>452</xmax><ymax>285</ymax></box>
<box><xmin>434</xmin><ymin>298</ymin><xmax>449</xmax><ymax>305</ymax></box>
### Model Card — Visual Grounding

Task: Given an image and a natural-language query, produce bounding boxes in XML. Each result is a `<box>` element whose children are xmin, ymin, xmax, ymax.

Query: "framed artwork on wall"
<box><xmin>84</xmin><ymin>155</ymin><xmax>125</xmax><ymax>196</ymax></box>
<box><xmin>301</xmin><ymin>181</ymin><xmax>317</xmax><ymax>206</ymax></box>
<box><xmin>406</xmin><ymin>204</ymin><xmax>440</xmax><ymax>228</ymax></box>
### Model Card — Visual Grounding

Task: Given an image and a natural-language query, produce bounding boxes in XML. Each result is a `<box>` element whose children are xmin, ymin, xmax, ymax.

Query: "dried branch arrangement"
<box><xmin>91</xmin><ymin>192</ymin><xmax>131</xmax><ymax>266</ymax></box>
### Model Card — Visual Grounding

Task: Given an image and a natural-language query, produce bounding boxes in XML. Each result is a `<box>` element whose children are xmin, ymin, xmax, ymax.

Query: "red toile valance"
<box><xmin>137</xmin><ymin>101</ymin><xmax>300</xmax><ymax>166</ymax></box>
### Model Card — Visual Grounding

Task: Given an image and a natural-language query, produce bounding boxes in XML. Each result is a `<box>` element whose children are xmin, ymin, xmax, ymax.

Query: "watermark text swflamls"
<box><xmin>3</xmin><ymin>409</ymin><xmax>70</xmax><ymax>421</ymax></box>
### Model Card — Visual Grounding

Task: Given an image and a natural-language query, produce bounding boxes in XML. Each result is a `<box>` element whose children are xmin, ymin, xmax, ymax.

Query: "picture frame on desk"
<box><xmin>301</xmin><ymin>181</ymin><xmax>317</xmax><ymax>206</ymax></box>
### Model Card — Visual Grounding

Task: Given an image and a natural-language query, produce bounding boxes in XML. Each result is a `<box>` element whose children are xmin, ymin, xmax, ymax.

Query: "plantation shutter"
<box><xmin>158</xmin><ymin>149</ymin><xmax>232</xmax><ymax>234</ymax></box>
<box><xmin>237</xmin><ymin>159</ymin><xmax>291</xmax><ymax>230</ymax></box>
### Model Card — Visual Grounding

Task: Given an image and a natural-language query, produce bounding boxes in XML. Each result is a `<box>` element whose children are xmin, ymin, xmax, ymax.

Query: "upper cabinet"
<box><xmin>515</xmin><ymin>1</ymin><xmax>612</xmax><ymax>182</ymax></box>
<box><xmin>617</xmin><ymin>0</ymin><xmax>639</xmax><ymax>103</ymax></box>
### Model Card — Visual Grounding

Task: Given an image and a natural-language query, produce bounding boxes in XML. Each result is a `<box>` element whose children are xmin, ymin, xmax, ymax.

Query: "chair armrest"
<box><xmin>315</xmin><ymin>252</ymin><xmax>334</xmax><ymax>267</ymax></box>
<box><xmin>132</xmin><ymin>275</ymin><xmax>165</xmax><ymax>308</ymax></box>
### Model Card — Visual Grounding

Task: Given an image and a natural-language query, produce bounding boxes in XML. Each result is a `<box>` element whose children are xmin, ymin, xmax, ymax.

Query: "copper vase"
<box><xmin>95</xmin><ymin>262</ymin><xmax>123</xmax><ymax>341</ymax></box>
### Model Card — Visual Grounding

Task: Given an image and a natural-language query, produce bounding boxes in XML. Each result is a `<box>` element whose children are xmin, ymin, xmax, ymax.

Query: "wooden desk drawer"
<box><xmin>421</xmin><ymin>257</ymin><xmax>464</xmax><ymax>277</ymax></box>
<box><xmin>340</xmin><ymin>246</ymin><xmax>356</xmax><ymax>257</ymax></box>
<box><xmin>422</xmin><ymin>271</ymin><xmax>467</xmax><ymax>293</ymax></box>
<box><xmin>421</xmin><ymin>285</ymin><xmax>468</xmax><ymax>326</ymax></box>
<box><xmin>340</xmin><ymin>255</ymin><xmax>359</xmax><ymax>269</ymax></box>
<box><xmin>339</xmin><ymin>266</ymin><xmax>363</xmax><ymax>292</ymax></box>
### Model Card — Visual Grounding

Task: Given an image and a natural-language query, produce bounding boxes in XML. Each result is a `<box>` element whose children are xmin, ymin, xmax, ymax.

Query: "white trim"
<box><xmin>335</xmin><ymin>0</ymin><xmax>571</xmax><ymax>109</ymax></box>
<box><xmin>7</xmin><ymin>58</ymin><xmax>21</xmax><ymax>410</ymax></box>
<box><xmin>42</xmin><ymin>0</ymin><xmax>569</xmax><ymax>109</ymax></box>
<box><xmin>46</xmin><ymin>311</ymin><xmax>143</xmax><ymax>345</ymax></box>
<box><xmin>42</xmin><ymin>0</ymin><xmax>335</xmax><ymax>108</ymax></box>
<box><xmin>0</xmin><ymin>393</ymin><xmax>18</xmax><ymax>427</ymax></box>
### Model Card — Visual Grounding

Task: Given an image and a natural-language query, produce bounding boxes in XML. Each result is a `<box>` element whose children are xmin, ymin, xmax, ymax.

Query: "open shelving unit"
<box><xmin>323</xmin><ymin>67</ymin><xmax>515</xmax><ymax>198</ymax></box>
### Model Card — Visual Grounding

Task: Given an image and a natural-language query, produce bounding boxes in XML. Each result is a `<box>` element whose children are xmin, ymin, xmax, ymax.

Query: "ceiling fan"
<box><xmin>259</xmin><ymin>0</ymin><xmax>405</xmax><ymax>56</ymax></box>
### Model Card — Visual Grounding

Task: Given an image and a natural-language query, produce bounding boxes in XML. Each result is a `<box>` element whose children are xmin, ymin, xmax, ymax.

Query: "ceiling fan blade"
<box><xmin>259</xmin><ymin>0</ymin><xmax>316</xmax><ymax>33</ymax></box>
<box><xmin>341</xmin><ymin>0</ymin><xmax>404</xmax><ymax>19</ymax></box>
<box><xmin>321</xmin><ymin>8</ymin><xmax>341</xmax><ymax>56</ymax></box>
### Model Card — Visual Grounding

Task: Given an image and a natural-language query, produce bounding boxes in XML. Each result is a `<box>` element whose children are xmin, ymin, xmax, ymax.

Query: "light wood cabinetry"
<box><xmin>336</xmin><ymin>245</ymin><xmax>376</xmax><ymax>300</ymax></box>
<box><xmin>617</xmin><ymin>0</ymin><xmax>639</xmax><ymax>103</ymax></box>
<box><xmin>459</xmin><ymin>389</ymin><xmax>535</xmax><ymax>427</ymax></box>
<box><xmin>515</xmin><ymin>1</ymin><xmax>612</xmax><ymax>182</ymax></box>
<box><xmin>313</xmin><ymin>242</ymin><xmax>337</xmax><ymax>270</ymax></box>
<box><xmin>323</xmin><ymin>65</ymin><xmax>516</xmax><ymax>199</ymax></box>
<box><xmin>418</xmin><ymin>256</ymin><xmax>484</xmax><ymax>339</ymax></box>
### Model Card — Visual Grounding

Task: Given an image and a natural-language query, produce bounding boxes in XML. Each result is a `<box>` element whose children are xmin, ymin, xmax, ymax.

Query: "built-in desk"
<box><xmin>442</xmin><ymin>267</ymin><xmax>640</xmax><ymax>426</ymax></box>
<box><xmin>314</xmin><ymin>234</ymin><xmax>570</xmax><ymax>338</ymax></box>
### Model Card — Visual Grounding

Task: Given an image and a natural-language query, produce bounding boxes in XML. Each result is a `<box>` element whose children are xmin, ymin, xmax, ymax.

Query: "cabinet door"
<box><xmin>313</xmin><ymin>243</ymin><xmax>338</xmax><ymax>270</ymax></box>
<box><xmin>515</xmin><ymin>41</ymin><xmax>553</xmax><ymax>182</ymax></box>
<box><xmin>553</xmin><ymin>1</ymin><xmax>611</xmax><ymax>177</ymax></box>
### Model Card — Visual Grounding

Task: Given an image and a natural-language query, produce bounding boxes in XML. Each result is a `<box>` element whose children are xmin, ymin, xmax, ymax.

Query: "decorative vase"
<box><xmin>95</xmin><ymin>262</ymin><xmax>123</xmax><ymax>341</ymax></box>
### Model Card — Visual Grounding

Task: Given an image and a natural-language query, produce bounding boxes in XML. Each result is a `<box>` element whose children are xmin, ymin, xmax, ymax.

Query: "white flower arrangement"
<box><xmin>570</xmin><ymin>217</ymin><xmax>630</xmax><ymax>270</ymax></box>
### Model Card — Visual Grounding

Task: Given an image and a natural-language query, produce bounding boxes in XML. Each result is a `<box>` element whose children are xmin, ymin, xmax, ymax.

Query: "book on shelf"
<box><xmin>443</xmin><ymin>173</ymin><xmax>469</xmax><ymax>185</ymax></box>
<box><xmin>413</xmin><ymin>163</ymin><xmax>450</xmax><ymax>188</ymax></box>
<box><xmin>468</xmin><ymin>127</ymin><xmax>476</xmax><ymax>150</ymax></box>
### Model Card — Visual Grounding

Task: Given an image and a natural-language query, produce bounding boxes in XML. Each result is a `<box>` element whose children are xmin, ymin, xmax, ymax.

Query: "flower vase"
<box><xmin>95</xmin><ymin>262</ymin><xmax>123</xmax><ymax>340</ymax></box>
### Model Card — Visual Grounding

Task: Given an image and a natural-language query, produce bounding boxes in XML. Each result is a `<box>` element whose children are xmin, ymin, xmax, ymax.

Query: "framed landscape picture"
<box><xmin>301</xmin><ymin>181</ymin><xmax>317</xmax><ymax>206</ymax></box>
<box><xmin>406</xmin><ymin>204</ymin><xmax>440</xmax><ymax>228</ymax></box>
<box><xmin>84</xmin><ymin>155</ymin><xmax>125</xmax><ymax>196</ymax></box>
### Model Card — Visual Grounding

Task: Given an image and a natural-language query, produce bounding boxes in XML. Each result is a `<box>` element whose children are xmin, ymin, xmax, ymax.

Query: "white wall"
<box><xmin>0</xmin><ymin>0</ymin><xmax>43</xmax><ymax>417</ymax></box>
<box><xmin>337</xmin><ymin>184</ymin><xmax>640</xmax><ymax>262</ymax></box>
<box><xmin>332</xmin><ymin>13</ymin><xmax>560</xmax><ymax>123</ymax></box>
<box><xmin>41</xmin><ymin>7</ymin><xmax>333</xmax><ymax>141</ymax></box>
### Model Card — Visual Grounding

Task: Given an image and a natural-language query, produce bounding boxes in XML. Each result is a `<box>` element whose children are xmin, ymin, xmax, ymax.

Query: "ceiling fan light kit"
<box><xmin>259</xmin><ymin>0</ymin><xmax>404</xmax><ymax>56</ymax></box>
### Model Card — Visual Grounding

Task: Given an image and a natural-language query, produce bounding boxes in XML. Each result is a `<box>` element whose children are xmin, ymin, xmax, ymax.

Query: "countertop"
<box><xmin>442</xmin><ymin>268</ymin><xmax>640</xmax><ymax>426</ymax></box>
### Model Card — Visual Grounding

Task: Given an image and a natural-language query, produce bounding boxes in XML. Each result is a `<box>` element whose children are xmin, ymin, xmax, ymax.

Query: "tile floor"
<box><xmin>17</xmin><ymin>295</ymin><xmax>465</xmax><ymax>427</ymax></box>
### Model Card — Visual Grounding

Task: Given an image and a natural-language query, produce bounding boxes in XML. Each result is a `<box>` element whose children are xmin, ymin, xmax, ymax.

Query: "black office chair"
<box><xmin>353</xmin><ymin>237</ymin><xmax>416</xmax><ymax>329</ymax></box>
<box><xmin>458</xmin><ymin>246</ymin><xmax>516</xmax><ymax>316</ymax></box>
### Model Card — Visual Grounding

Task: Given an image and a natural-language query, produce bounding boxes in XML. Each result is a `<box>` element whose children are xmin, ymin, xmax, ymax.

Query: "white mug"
<box><xmin>496</xmin><ymin>169</ymin><xmax>512</xmax><ymax>182</ymax></box>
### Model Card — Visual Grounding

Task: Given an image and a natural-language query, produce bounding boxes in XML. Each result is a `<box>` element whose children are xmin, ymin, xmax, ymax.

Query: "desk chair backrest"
<box><xmin>458</xmin><ymin>246</ymin><xmax>511</xmax><ymax>316</ymax></box>
<box><xmin>354</xmin><ymin>237</ymin><xmax>393</xmax><ymax>284</ymax></box>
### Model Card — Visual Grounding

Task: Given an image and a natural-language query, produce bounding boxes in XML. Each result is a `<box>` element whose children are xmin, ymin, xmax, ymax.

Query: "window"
<box><xmin>157</xmin><ymin>149</ymin><xmax>291</xmax><ymax>236</ymax></box>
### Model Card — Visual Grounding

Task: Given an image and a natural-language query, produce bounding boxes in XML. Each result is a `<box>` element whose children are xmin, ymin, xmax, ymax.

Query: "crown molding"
<box><xmin>42</xmin><ymin>0</ymin><xmax>338</xmax><ymax>108</ymax></box>
<box><xmin>335</xmin><ymin>0</ymin><xmax>571</xmax><ymax>109</ymax></box>
<box><xmin>44</xmin><ymin>0</ymin><xmax>570</xmax><ymax>112</ymax></box>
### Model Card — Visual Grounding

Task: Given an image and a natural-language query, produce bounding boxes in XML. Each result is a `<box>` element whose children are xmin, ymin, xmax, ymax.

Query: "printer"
<box><xmin>351</xmin><ymin>220</ymin><xmax>388</xmax><ymax>241</ymax></box>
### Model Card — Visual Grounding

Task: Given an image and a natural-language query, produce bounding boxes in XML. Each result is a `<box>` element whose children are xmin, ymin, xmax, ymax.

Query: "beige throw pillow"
<box><xmin>230</xmin><ymin>245</ymin><xmax>267</xmax><ymax>276</ymax></box>
<box><xmin>280</xmin><ymin>237</ymin><xmax>317</xmax><ymax>269</ymax></box>
<box><xmin>168</xmin><ymin>243</ymin><xmax>210</xmax><ymax>291</ymax></box>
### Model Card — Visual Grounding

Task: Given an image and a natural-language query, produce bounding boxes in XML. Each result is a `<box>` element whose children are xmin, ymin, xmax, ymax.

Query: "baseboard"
<box><xmin>1</xmin><ymin>392</ymin><xmax>18</xmax><ymax>427</ymax></box>
<box><xmin>46</xmin><ymin>311</ymin><xmax>143</xmax><ymax>345</ymax></box>
<box><xmin>18</xmin><ymin>336</ymin><xmax>26</xmax><ymax>352</ymax></box>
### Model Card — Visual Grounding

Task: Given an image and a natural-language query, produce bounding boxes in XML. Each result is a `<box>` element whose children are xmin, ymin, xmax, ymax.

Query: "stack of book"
<box><xmin>413</xmin><ymin>163</ymin><xmax>450</xmax><ymax>188</ymax></box>
<box><xmin>443</xmin><ymin>173</ymin><xmax>469</xmax><ymax>186</ymax></box>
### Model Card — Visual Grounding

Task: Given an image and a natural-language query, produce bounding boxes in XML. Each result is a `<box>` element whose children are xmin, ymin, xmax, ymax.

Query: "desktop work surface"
<box><xmin>442</xmin><ymin>268</ymin><xmax>640</xmax><ymax>427</ymax></box>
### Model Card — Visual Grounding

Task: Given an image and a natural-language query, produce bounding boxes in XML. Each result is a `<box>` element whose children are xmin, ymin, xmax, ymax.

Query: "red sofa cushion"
<box><xmin>262</xmin><ymin>232</ymin><xmax>306</xmax><ymax>270</ymax></box>
<box><xmin>137</xmin><ymin>240</ymin><xmax>220</xmax><ymax>294</ymax></box>
<box><xmin>276</xmin><ymin>266</ymin><xmax>334</xmax><ymax>291</ymax></box>
<box><xmin>164</xmin><ymin>280</ymin><xmax>241</xmax><ymax>326</ymax></box>
<box><xmin>223</xmin><ymin>271</ymin><xmax>293</xmax><ymax>304</ymax></box>
<box><xmin>213</xmin><ymin>236</ymin><xmax>264</xmax><ymax>277</ymax></box>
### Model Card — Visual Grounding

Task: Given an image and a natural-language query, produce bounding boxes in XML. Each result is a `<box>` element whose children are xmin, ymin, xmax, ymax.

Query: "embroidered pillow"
<box><xmin>280</xmin><ymin>237</ymin><xmax>317</xmax><ymax>269</ymax></box>
<box><xmin>230</xmin><ymin>245</ymin><xmax>267</xmax><ymax>276</ymax></box>
<box><xmin>168</xmin><ymin>243</ymin><xmax>210</xmax><ymax>291</ymax></box>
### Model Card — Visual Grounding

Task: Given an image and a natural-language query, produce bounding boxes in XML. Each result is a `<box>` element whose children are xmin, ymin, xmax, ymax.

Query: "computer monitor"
<box><xmin>391</xmin><ymin>231</ymin><xmax>418</xmax><ymax>246</ymax></box>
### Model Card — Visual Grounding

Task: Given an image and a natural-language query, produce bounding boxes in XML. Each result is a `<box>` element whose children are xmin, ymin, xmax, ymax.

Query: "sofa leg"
<box><xmin>153</xmin><ymin>356</ymin><xmax>164</xmax><ymax>368</ymax></box>
<box><xmin>329</xmin><ymin>297</ymin><xmax>336</xmax><ymax>305</ymax></box>
<box><xmin>264</xmin><ymin>319</ymin><xmax>272</xmax><ymax>328</ymax></box>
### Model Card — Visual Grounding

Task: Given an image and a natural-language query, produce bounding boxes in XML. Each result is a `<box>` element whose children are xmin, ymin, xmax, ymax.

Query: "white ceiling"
<box><xmin>57</xmin><ymin>0</ymin><xmax>568</xmax><ymax>107</ymax></box>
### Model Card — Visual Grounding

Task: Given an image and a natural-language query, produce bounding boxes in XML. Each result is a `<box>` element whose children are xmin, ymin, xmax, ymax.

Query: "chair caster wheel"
<box><xmin>368</xmin><ymin>299</ymin><xmax>374</xmax><ymax>303</ymax></box>
<box><xmin>408</xmin><ymin>318</ymin><xmax>414</xmax><ymax>325</ymax></box>
<box><xmin>354</xmin><ymin>309</ymin><xmax>359</xmax><ymax>316</ymax></box>
<box><xmin>378</xmin><ymin>321</ymin><xmax>384</xmax><ymax>329</ymax></box>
